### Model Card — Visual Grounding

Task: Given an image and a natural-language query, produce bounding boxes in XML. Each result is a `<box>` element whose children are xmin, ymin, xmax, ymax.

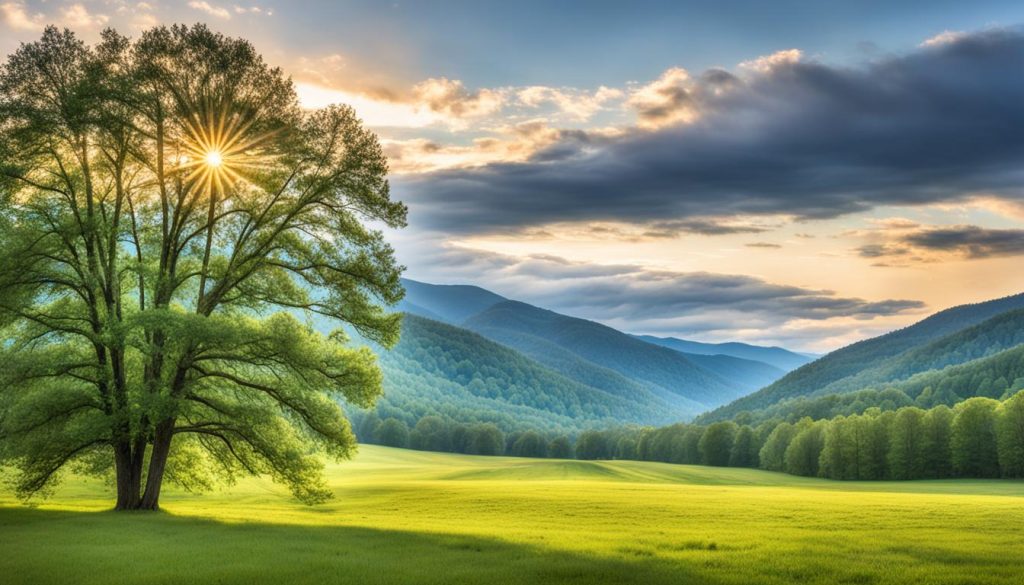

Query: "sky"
<box><xmin>3</xmin><ymin>0</ymin><xmax>1024</xmax><ymax>352</ymax></box>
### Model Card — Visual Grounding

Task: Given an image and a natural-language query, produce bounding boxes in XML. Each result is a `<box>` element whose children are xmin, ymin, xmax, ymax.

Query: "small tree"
<box><xmin>698</xmin><ymin>421</ymin><xmax>736</xmax><ymax>466</ymax></box>
<box><xmin>575</xmin><ymin>430</ymin><xmax>610</xmax><ymax>460</ymax></box>
<box><xmin>951</xmin><ymin>398</ymin><xmax>1000</xmax><ymax>478</ymax></box>
<box><xmin>410</xmin><ymin>416</ymin><xmax>452</xmax><ymax>452</ymax></box>
<box><xmin>996</xmin><ymin>391</ymin><xmax>1024</xmax><ymax>477</ymax></box>
<box><xmin>0</xmin><ymin>25</ymin><xmax>405</xmax><ymax>509</ymax></box>
<box><xmin>469</xmin><ymin>423</ymin><xmax>505</xmax><ymax>456</ymax></box>
<box><xmin>375</xmin><ymin>418</ymin><xmax>410</xmax><ymax>449</ymax></box>
<box><xmin>512</xmin><ymin>431</ymin><xmax>548</xmax><ymax>458</ymax></box>
<box><xmin>888</xmin><ymin>407</ymin><xmax>926</xmax><ymax>480</ymax></box>
<box><xmin>547</xmin><ymin>435</ymin><xmax>574</xmax><ymax>459</ymax></box>
<box><xmin>759</xmin><ymin>422</ymin><xmax>795</xmax><ymax>471</ymax></box>
<box><xmin>729</xmin><ymin>425</ymin><xmax>759</xmax><ymax>468</ymax></box>
<box><xmin>783</xmin><ymin>421</ymin><xmax>825</xmax><ymax>477</ymax></box>
<box><xmin>922</xmin><ymin>405</ymin><xmax>954</xmax><ymax>478</ymax></box>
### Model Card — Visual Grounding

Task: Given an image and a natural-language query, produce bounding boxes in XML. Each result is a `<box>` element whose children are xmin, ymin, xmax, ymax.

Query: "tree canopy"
<box><xmin>0</xmin><ymin>25</ymin><xmax>405</xmax><ymax>509</ymax></box>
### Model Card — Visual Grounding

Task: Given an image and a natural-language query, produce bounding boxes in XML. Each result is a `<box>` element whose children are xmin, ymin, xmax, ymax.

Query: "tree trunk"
<box><xmin>138</xmin><ymin>419</ymin><xmax>175</xmax><ymax>510</ymax></box>
<box><xmin>114</xmin><ymin>437</ymin><xmax>149</xmax><ymax>510</ymax></box>
<box><xmin>113</xmin><ymin>441</ymin><xmax>139</xmax><ymax>510</ymax></box>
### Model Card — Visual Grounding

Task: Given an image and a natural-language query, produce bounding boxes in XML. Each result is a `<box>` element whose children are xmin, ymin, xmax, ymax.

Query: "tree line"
<box><xmin>363</xmin><ymin>392</ymin><xmax>1024</xmax><ymax>480</ymax></box>
<box><xmin>356</xmin><ymin>413</ymin><xmax>577</xmax><ymax>458</ymax></box>
<box><xmin>600</xmin><ymin>393</ymin><xmax>1024</xmax><ymax>479</ymax></box>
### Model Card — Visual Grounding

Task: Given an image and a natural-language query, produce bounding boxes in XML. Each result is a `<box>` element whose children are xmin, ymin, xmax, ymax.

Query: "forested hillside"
<box><xmin>401</xmin><ymin>278</ymin><xmax>797</xmax><ymax>396</ymax></box>
<box><xmin>816</xmin><ymin>308</ymin><xmax>1024</xmax><ymax>396</ymax></box>
<box><xmin>703</xmin><ymin>293</ymin><xmax>1024</xmax><ymax>421</ymax></box>
<box><xmin>680</xmin><ymin>353</ymin><xmax>785</xmax><ymax>394</ymax></box>
<box><xmin>357</xmin><ymin>315</ymin><xmax>692</xmax><ymax>435</ymax></box>
<box><xmin>464</xmin><ymin>300</ymin><xmax>740</xmax><ymax>408</ymax></box>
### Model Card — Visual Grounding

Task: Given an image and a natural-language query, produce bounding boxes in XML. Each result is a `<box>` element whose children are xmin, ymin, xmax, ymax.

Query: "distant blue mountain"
<box><xmin>399</xmin><ymin>278</ymin><xmax>804</xmax><ymax>408</ymax></box>
<box><xmin>398</xmin><ymin>278</ymin><xmax>506</xmax><ymax>324</ymax></box>
<box><xmin>633</xmin><ymin>335</ymin><xmax>813</xmax><ymax>372</ymax></box>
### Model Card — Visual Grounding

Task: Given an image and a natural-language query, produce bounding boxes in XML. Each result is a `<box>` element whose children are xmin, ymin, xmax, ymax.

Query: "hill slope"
<box><xmin>722</xmin><ymin>343</ymin><xmax>1024</xmax><ymax>424</ymax></box>
<box><xmin>463</xmin><ymin>300</ymin><xmax>741</xmax><ymax>408</ymax></box>
<box><xmin>702</xmin><ymin>292</ymin><xmax>1024</xmax><ymax>421</ymax></box>
<box><xmin>367</xmin><ymin>315</ymin><xmax>692</xmax><ymax>432</ymax></box>
<box><xmin>635</xmin><ymin>335</ymin><xmax>812</xmax><ymax>372</ymax></box>
<box><xmin>680</xmin><ymin>353</ymin><xmax>785</xmax><ymax>394</ymax></box>
<box><xmin>398</xmin><ymin>278</ymin><xmax>506</xmax><ymax>324</ymax></box>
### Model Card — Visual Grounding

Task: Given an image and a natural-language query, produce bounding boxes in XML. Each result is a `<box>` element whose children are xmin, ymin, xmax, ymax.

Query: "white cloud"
<box><xmin>739</xmin><ymin>48</ymin><xmax>802</xmax><ymax>72</ymax></box>
<box><xmin>0</xmin><ymin>1</ymin><xmax>43</xmax><ymax>31</ymax></box>
<box><xmin>233</xmin><ymin>5</ymin><xmax>267</xmax><ymax>15</ymax></box>
<box><xmin>411</xmin><ymin>77</ymin><xmax>506</xmax><ymax>119</ymax></box>
<box><xmin>188</xmin><ymin>1</ymin><xmax>231</xmax><ymax>19</ymax></box>
<box><xmin>921</xmin><ymin>30</ymin><xmax>966</xmax><ymax>47</ymax></box>
<box><xmin>626</xmin><ymin>67</ymin><xmax>698</xmax><ymax>128</ymax></box>
<box><xmin>517</xmin><ymin>85</ymin><xmax>623</xmax><ymax>120</ymax></box>
<box><xmin>295</xmin><ymin>82</ymin><xmax>444</xmax><ymax>128</ymax></box>
<box><xmin>60</xmin><ymin>4</ymin><xmax>109</xmax><ymax>28</ymax></box>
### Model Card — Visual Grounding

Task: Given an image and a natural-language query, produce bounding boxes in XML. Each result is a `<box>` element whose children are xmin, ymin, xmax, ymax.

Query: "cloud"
<box><xmin>856</xmin><ymin>224</ymin><xmax>1024</xmax><ymax>262</ymax></box>
<box><xmin>517</xmin><ymin>85</ymin><xmax>623</xmax><ymax>121</ymax></box>
<box><xmin>188</xmin><ymin>1</ymin><xmax>231</xmax><ymax>19</ymax></box>
<box><xmin>411</xmin><ymin>77</ymin><xmax>506</xmax><ymax>119</ymax></box>
<box><xmin>1</xmin><ymin>2</ymin><xmax>42</xmax><ymax>30</ymax></box>
<box><xmin>233</xmin><ymin>5</ymin><xmax>268</xmax><ymax>15</ymax></box>
<box><xmin>382</xmin><ymin>119</ymin><xmax>611</xmax><ymax>173</ymax></box>
<box><xmin>641</xmin><ymin>218</ymin><xmax>775</xmax><ymax>237</ymax></box>
<box><xmin>400</xmin><ymin>28</ymin><xmax>1024</xmax><ymax>235</ymax></box>
<box><xmin>745</xmin><ymin>242</ymin><xmax>782</xmax><ymax>248</ymax></box>
<box><xmin>739</xmin><ymin>48</ymin><xmax>803</xmax><ymax>72</ymax></box>
<box><xmin>905</xmin><ymin>226</ymin><xmax>1024</xmax><ymax>259</ymax></box>
<box><xmin>404</xmin><ymin>246</ymin><xmax>924</xmax><ymax>348</ymax></box>
<box><xmin>626</xmin><ymin>67</ymin><xmax>699</xmax><ymax>128</ymax></box>
<box><xmin>921</xmin><ymin>30</ymin><xmax>967</xmax><ymax>47</ymax></box>
<box><xmin>60</xmin><ymin>4</ymin><xmax>109</xmax><ymax>28</ymax></box>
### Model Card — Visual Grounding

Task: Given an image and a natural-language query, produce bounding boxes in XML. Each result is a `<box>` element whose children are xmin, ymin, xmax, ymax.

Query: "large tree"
<box><xmin>0</xmin><ymin>25</ymin><xmax>406</xmax><ymax>510</ymax></box>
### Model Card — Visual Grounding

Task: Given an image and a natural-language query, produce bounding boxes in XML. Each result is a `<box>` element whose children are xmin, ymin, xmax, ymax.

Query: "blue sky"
<box><xmin>271</xmin><ymin>0</ymin><xmax>1024</xmax><ymax>87</ymax></box>
<box><xmin>3</xmin><ymin>1</ymin><xmax>1024</xmax><ymax>351</ymax></box>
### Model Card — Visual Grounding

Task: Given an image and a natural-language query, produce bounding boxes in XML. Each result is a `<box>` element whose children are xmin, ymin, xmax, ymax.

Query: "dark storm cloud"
<box><xmin>642</xmin><ymin>219</ymin><xmax>769</xmax><ymax>237</ymax></box>
<box><xmin>905</xmin><ymin>226</ymin><xmax>1024</xmax><ymax>258</ymax></box>
<box><xmin>399</xmin><ymin>28</ymin><xmax>1024</xmax><ymax>234</ymax></box>
<box><xmin>856</xmin><ymin>225</ymin><xmax>1024</xmax><ymax>260</ymax></box>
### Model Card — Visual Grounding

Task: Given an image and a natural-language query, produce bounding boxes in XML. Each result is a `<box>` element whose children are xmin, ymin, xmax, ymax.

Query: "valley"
<box><xmin>3</xmin><ymin>446</ymin><xmax>1022</xmax><ymax>585</ymax></box>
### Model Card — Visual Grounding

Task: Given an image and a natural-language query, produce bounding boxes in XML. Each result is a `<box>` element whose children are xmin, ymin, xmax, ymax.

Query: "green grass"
<box><xmin>3</xmin><ymin>446</ymin><xmax>1024</xmax><ymax>584</ymax></box>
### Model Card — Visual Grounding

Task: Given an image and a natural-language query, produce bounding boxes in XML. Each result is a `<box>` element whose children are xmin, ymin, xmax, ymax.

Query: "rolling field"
<box><xmin>2</xmin><ymin>445</ymin><xmax>1024</xmax><ymax>585</ymax></box>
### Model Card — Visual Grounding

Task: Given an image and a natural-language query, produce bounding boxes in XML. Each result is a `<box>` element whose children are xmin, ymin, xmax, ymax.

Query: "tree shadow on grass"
<box><xmin>0</xmin><ymin>506</ymin><xmax>718</xmax><ymax>585</ymax></box>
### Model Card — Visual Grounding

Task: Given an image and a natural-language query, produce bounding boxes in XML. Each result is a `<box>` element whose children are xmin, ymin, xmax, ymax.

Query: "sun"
<box><xmin>204</xmin><ymin>150</ymin><xmax>223</xmax><ymax>168</ymax></box>
<box><xmin>172</xmin><ymin>101</ymin><xmax>281</xmax><ymax>195</ymax></box>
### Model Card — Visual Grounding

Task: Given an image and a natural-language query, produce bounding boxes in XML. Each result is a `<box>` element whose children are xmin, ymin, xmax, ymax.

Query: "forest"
<box><xmin>360</xmin><ymin>391</ymin><xmax>1024</xmax><ymax>481</ymax></box>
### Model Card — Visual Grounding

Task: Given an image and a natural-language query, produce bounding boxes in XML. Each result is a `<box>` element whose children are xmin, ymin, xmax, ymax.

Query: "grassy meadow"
<box><xmin>2</xmin><ymin>445</ymin><xmax>1023</xmax><ymax>585</ymax></box>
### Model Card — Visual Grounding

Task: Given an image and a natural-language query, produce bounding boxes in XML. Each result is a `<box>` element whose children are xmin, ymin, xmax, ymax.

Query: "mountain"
<box><xmin>634</xmin><ymin>335</ymin><xmax>812</xmax><ymax>372</ymax></box>
<box><xmin>395</xmin><ymin>280</ymin><xmax>802</xmax><ymax>409</ymax></box>
<box><xmin>811</xmin><ymin>307</ymin><xmax>1024</xmax><ymax>397</ymax></box>
<box><xmin>701</xmin><ymin>292</ymin><xmax>1024</xmax><ymax>422</ymax></box>
<box><xmin>365</xmin><ymin>314</ymin><xmax>691</xmax><ymax>433</ymax></box>
<box><xmin>735</xmin><ymin>342</ymin><xmax>1024</xmax><ymax>424</ymax></box>
<box><xmin>679</xmin><ymin>353</ymin><xmax>785</xmax><ymax>393</ymax></box>
<box><xmin>463</xmin><ymin>300</ymin><xmax>743</xmax><ymax>409</ymax></box>
<box><xmin>398</xmin><ymin>278</ymin><xmax>506</xmax><ymax>324</ymax></box>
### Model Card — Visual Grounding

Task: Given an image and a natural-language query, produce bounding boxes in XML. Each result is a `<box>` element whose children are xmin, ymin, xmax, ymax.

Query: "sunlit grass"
<box><xmin>3</xmin><ymin>445</ymin><xmax>1024</xmax><ymax>584</ymax></box>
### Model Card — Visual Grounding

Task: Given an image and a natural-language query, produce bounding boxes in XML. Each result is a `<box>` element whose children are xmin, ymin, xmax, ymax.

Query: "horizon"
<box><xmin>399</xmin><ymin>275</ymin><xmax>1022</xmax><ymax>355</ymax></box>
<box><xmin>4</xmin><ymin>1</ymin><xmax>1024</xmax><ymax>352</ymax></box>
